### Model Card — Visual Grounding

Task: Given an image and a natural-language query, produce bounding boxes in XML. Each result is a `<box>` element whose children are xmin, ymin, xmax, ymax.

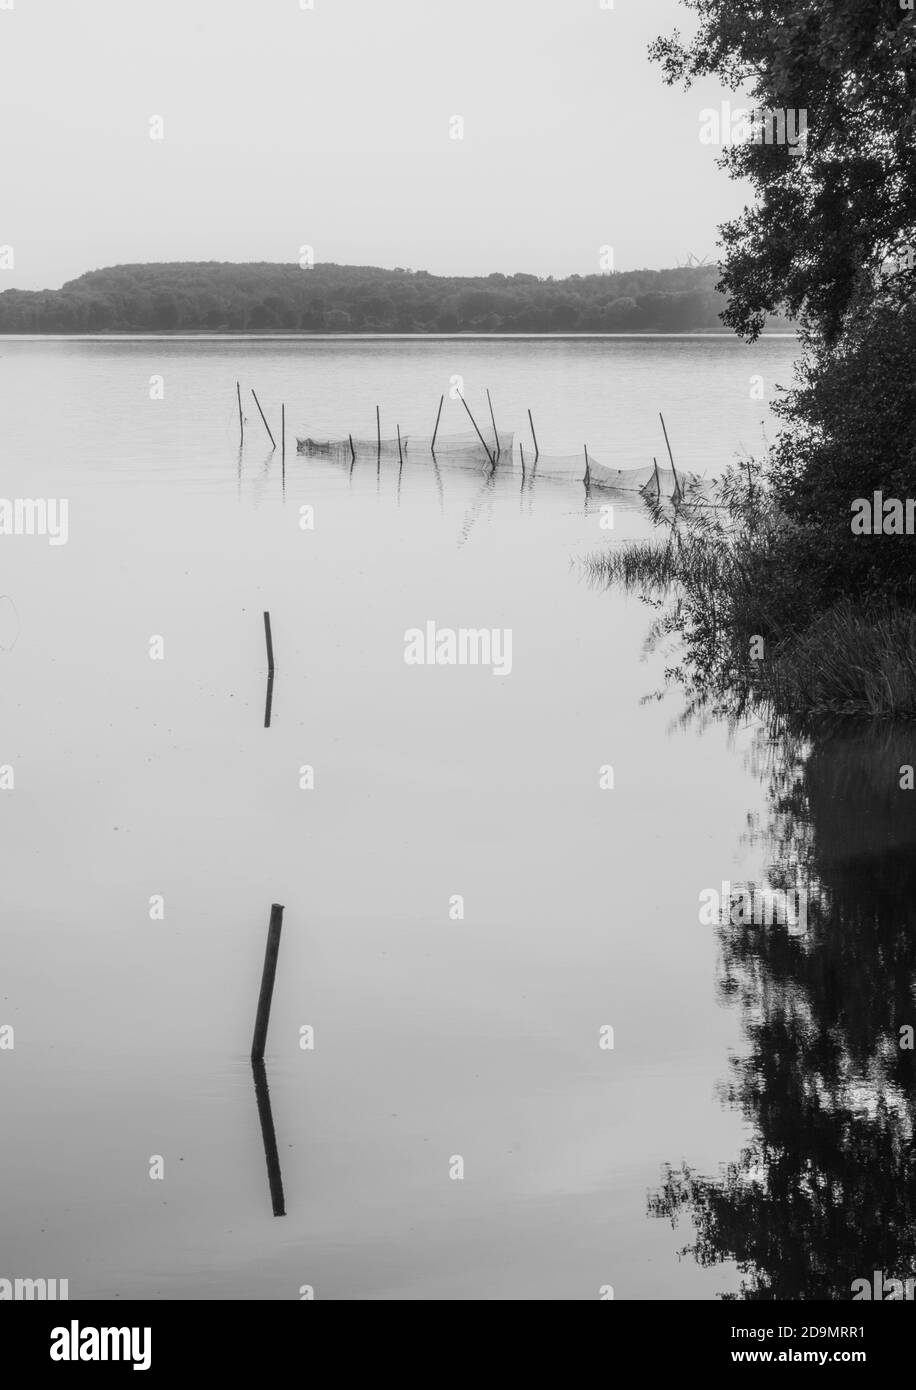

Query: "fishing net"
<box><xmin>296</xmin><ymin>430</ymin><xmax>721</xmax><ymax>503</ymax></box>
<box><xmin>297</xmin><ymin>430</ymin><xmax>515</xmax><ymax>468</ymax></box>
<box><xmin>527</xmin><ymin>451</ymin><xmax>685</xmax><ymax>496</ymax></box>
<box><xmin>592</xmin><ymin>459</ymin><xmax>680</xmax><ymax>495</ymax></box>
<box><xmin>432</xmin><ymin>429</ymin><xmax>514</xmax><ymax>458</ymax></box>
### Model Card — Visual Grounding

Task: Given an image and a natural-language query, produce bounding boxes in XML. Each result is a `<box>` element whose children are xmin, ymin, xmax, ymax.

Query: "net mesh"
<box><xmin>296</xmin><ymin>431</ymin><xmax>718</xmax><ymax>501</ymax></box>
<box><xmin>297</xmin><ymin>429</ymin><xmax>514</xmax><ymax>466</ymax></box>
<box><xmin>528</xmin><ymin>452</ymin><xmax>688</xmax><ymax>497</ymax></box>
<box><xmin>592</xmin><ymin>459</ymin><xmax>676</xmax><ymax>494</ymax></box>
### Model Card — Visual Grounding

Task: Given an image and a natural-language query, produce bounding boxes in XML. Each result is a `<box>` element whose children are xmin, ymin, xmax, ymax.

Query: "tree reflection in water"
<box><xmin>650</xmin><ymin>721</ymin><xmax>916</xmax><ymax>1300</ymax></box>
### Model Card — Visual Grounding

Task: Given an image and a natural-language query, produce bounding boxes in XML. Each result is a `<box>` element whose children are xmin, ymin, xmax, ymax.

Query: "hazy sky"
<box><xmin>0</xmin><ymin>0</ymin><xmax>749</xmax><ymax>289</ymax></box>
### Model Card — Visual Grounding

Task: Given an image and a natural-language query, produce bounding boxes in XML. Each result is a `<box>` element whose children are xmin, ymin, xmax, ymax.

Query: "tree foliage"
<box><xmin>651</xmin><ymin>0</ymin><xmax>916</xmax><ymax>343</ymax></box>
<box><xmin>0</xmin><ymin>261</ymin><xmax>790</xmax><ymax>335</ymax></box>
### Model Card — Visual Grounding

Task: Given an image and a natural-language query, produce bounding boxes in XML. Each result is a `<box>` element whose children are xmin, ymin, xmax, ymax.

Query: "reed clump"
<box><xmin>585</xmin><ymin>465</ymin><xmax>916</xmax><ymax>724</ymax></box>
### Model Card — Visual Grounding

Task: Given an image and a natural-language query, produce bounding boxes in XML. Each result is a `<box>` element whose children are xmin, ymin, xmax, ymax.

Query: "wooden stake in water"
<box><xmin>519</xmin><ymin>440</ymin><xmax>526</xmax><ymax>475</ymax></box>
<box><xmin>263</xmin><ymin>611</ymin><xmax>275</xmax><ymax>728</ymax></box>
<box><xmin>457</xmin><ymin>393</ymin><xmax>495</xmax><ymax>466</ymax></box>
<box><xmin>376</xmin><ymin>405</ymin><xmax>381</xmax><ymax>458</ymax></box>
<box><xmin>263</xmin><ymin>611</ymin><xmax>275</xmax><ymax>674</ymax></box>
<box><xmin>528</xmin><ymin>409</ymin><xmax>539</xmax><ymax>461</ymax></box>
<box><xmin>251</xmin><ymin>904</ymin><xmax>285</xmax><ymax>1062</ymax></box>
<box><xmin>487</xmin><ymin>389</ymin><xmax>500</xmax><ymax>460</ymax></box>
<box><xmin>251</xmin><ymin>389</ymin><xmax>276</xmax><ymax>449</ymax></box>
<box><xmin>659</xmin><ymin>412</ymin><xmax>679</xmax><ymax>496</ymax></box>
<box><xmin>236</xmin><ymin>381</ymin><xmax>244</xmax><ymax>446</ymax></box>
<box><xmin>281</xmin><ymin>403</ymin><xmax>286</xmax><ymax>488</ymax></box>
<box><xmin>583</xmin><ymin>444</ymin><xmax>590</xmax><ymax>488</ymax></box>
<box><xmin>397</xmin><ymin>423</ymin><xmax>403</xmax><ymax>467</ymax></box>
<box><xmin>431</xmin><ymin>394</ymin><xmax>444</xmax><ymax>454</ymax></box>
<box><xmin>349</xmin><ymin>433</ymin><xmax>356</xmax><ymax>463</ymax></box>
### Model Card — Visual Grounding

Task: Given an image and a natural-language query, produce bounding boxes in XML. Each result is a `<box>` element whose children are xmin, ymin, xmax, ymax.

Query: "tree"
<box><xmin>766</xmin><ymin>288</ymin><xmax>916</xmax><ymax>610</ymax></box>
<box><xmin>651</xmin><ymin>2</ymin><xmax>916</xmax><ymax>343</ymax></box>
<box><xmin>151</xmin><ymin>291</ymin><xmax>179</xmax><ymax>330</ymax></box>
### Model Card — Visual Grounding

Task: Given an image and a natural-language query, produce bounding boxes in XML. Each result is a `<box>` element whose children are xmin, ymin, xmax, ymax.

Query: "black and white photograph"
<box><xmin>1</xmin><ymin>0</ymin><xmax>914</xmax><ymax>1360</ymax></box>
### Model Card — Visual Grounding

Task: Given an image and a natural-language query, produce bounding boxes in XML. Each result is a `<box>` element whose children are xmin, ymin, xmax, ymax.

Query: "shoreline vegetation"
<box><xmin>587</xmin><ymin>292</ymin><xmax>916</xmax><ymax>728</ymax></box>
<box><xmin>0</xmin><ymin>329</ymin><xmax>797</xmax><ymax>339</ymax></box>
<box><xmin>586</xmin><ymin>0</ymin><xmax>916</xmax><ymax>731</ymax></box>
<box><xmin>586</xmin><ymin>461</ymin><xmax>916</xmax><ymax>727</ymax></box>
<box><xmin>0</xmin><ymin>261</ymin><xmax>793</xmax><ymax>335</ymax></box>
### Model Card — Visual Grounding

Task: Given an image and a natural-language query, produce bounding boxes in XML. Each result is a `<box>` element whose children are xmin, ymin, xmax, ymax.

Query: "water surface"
<box><xmin>1</xmin><ymin>335</ymin><xmax>822</xmax><ymax>1300</ymax></box>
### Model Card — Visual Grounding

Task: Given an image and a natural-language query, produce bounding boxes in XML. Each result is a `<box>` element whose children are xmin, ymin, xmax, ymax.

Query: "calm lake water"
<box><xmin>5</xmin><ymin>333</ymin><xmax>888</xmax><ymax>1303</ymax></box>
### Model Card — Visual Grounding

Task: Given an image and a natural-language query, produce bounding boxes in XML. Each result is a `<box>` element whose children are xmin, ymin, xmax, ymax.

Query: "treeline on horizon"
<box><xmin>0</xmin><ymin>261</ymin><xmax>793</xmax><ymax>334</ymax></box>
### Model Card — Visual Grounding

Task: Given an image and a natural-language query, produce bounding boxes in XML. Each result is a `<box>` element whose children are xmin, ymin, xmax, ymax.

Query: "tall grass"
<box><xmin>766</xmin><ymin>602</ymin><xmax>916</xmax><ymax>720</ymax></box>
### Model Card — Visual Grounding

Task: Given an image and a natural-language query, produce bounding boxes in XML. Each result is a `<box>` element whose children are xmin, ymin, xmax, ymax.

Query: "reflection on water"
<box><xmin>650</xmin><ymin>721</ymin><xmax>916</xmax><ymax>1300</ymax></box>
<box><xmin>252</xmin><ymin>1061</ymin><xmax>286</xmax><ymax>1218</ymax></box>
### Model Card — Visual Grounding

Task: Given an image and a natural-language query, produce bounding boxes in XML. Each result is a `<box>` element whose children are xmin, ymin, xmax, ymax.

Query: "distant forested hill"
<box><xmin>0</xmin><ymin>261</ymin><xmax>793</xmax><ymax>334</ymax></box>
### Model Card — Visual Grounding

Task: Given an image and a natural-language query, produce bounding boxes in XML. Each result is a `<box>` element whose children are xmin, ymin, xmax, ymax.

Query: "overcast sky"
<box><xmin>0</xmin><ymin>0</ymin><xmax>749</xmax><ymax>290</ymax></box>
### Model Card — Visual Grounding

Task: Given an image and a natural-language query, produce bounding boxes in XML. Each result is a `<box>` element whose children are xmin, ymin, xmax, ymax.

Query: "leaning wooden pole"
<box><xmin>251</xmin><ymin>904</ymin><xmax>285</xmax><ymax>1062</ymax></box>
<box><xmin>397</xmin><ymin>423</ymin><xmax>403</xmax><ymax>467</ymax></box>
<box><xmin>349</xmin><ymin>433</ymin><xmax>356</xmax><ymax>463</ymax></box>
<box><xmin>528</xmin><ymin>409</ymin><xmax>539</xmax><ymax>461</ymax></box>
<box><xmin>263</xmin><ymin>612</ymin><xmax>275</xmax><ymax>728</ymax></box>
<box><xmin>458</xmin><ymin>393</ymin><xmax>495</xmax><ymax>465</ymax></box>
<box><xmin>263</xmin><ymin>611</ymin><xmax>275</xmax><ymax>675</ymax></box>
<box><xmin>236</xmin><ymin>381</ymin><xmax>244</xmax><ymax>446</ymax></box>
<box><xmin>431</xmin><ymin>394</ymin><xmax>444</xmax><ymax>454</ymax></box>
<box><xmin>583</xmin><ymin>444</ymin><xmax>590</xmax><ymax>488</ymax></box>
<box><xmin>659</xmin><ymin>412</ymin><xmax>679</xmax><ymax>495</ymax></box>
<box><xmin>251</xmin><ymin>390</ymin><xmax>276</xmax><ymax>449</ymax></box>
<box><xmin>486</xmin><ymin>389</ymin><xmax>500</xmax><ymax>460</ymax></box>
